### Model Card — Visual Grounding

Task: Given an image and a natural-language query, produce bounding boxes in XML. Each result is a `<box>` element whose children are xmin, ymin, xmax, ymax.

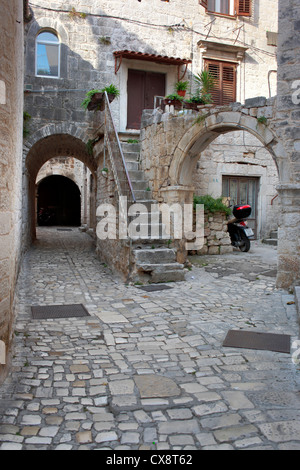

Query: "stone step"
<box><xmin>262</xmin><ymin>238</ymin><xmax>278</xmax><ymax>246</ymax></box>
<box><xmin>131</xmin><ymin>180</ymin><xmax>149</xmax><ymax>191</ymax></box>
<box><xmin>133</xmin><ymin>190</ymin><xmax>153</xmax><ymax>201</ymax></box>
<box><xmin>128</xmin><ymin>169</ymin><xmax>145</xmax><ymax>180</ymax></box>
<box><xmin>270</xmin><ymin>230</ymin><xmax>278</xmax><ymax>239</ymax></box>
<box><xmin>137</xmin><ymin>263</ymin><xmax>185</xmax><ymax>283</ymax></box>
<box><xmin>123</xmin><ymin>151</ymin><xmax>140</xmax><ymax>162</ymax></box>
<box><xmin>125</xmin><ymin>161</ymin><xmax>139</xmax><ymax>171</ymax></box>
<box><xmin>133</xmin><ymin>248</ymin><xmax>176</xmax><ymax>264</ymax></box>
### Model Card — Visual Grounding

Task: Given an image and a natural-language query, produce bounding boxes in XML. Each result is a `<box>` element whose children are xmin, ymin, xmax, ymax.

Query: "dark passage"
<box><xmin>37</xmin><ymin>175</ymin><xmax>81</xmax><ymax>226</ymax></box>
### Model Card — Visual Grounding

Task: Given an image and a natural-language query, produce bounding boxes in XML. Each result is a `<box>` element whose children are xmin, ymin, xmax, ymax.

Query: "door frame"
<box><xmin>119</xmin><ymin>59</ymin><xmax>178</xmax><ymax>132</ymax></box>
<box><xmin>222</xmin><ymin>175</ymin><xmax>260</xmax><ymax>238</ymax></box>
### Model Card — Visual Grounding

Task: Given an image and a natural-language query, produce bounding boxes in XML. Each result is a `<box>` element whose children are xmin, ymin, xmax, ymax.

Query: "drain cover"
<box><xmin>223</xmin><ymin>329</ymin><xmax>291</xmax><ymax>354</ymax></box>
<box><xmin>31</xmin><ymin>304</ymin><xmax>90</xmax><ymax>319</ymax></box>
<box><xmin>138</xmin><ymin>284</ymin><xmax>173</xmax><ymax>292</ymax></box>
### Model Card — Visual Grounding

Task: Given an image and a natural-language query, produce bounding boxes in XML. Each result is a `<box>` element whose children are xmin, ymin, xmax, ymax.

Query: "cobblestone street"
<box><xmin>0</xmin><ymin>227</ymin><xmax>299</xmax><ymax>450</ymax></box>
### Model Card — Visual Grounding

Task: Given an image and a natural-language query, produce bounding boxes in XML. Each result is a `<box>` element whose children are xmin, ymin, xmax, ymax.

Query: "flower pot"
<box><xmin>183</xmin><ymin>101</ymin><xmax>199</xmax><ymax>110</ymax></box>
<box><xmin>87</xmin><ymin>92</ymin><xmax>105</xmax><ymax>111</ymax></box>
<box><xmin>177</xmin><ymin>90</ymin><xmax>186</xmax><ymax>97</ymax></box>
<box><xmin>163</xmin><ymin>98</ymin><xmax>183</xmax><ymax>110</ymax></box>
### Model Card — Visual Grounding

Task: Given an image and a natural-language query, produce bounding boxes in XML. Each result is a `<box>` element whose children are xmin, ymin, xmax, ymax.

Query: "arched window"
<box><xmin>36</xmin><ymin>31</ymin><xmax>60</xmax><ymax>78</ymax></box>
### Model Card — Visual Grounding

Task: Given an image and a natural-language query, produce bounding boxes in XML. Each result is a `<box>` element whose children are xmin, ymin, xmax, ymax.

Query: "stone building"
<box><xmin>0</xmin><ymin>0</ymin><xmax>299</xmax><ymax>386</ymax></box>
<box><xmin>23</xmin><ymin>0</ymin><xmax>279</xmax><ymax>244</ymax></box>
<box><xmin>20</xmin><ymin>0</ymin><xmax>300</xmax><ymax>287</ymax></box>
<box><xmin>0</xmin><ymin>0</ymin><xmax>25</xmax><ymax>383</ymax></box>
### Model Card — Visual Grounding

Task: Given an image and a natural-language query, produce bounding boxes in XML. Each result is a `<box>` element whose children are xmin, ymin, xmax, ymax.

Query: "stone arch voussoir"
<box><xmin>169</xmin><ymin>110</ymin><xmax>286</xmax><ymax>187</ymax></box>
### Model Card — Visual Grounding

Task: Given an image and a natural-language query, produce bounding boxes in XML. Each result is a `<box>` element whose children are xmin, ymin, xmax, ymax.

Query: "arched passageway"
<box><xmin>37</xmin><ymin>175</ymin><xmax>81</xmax><ymax>227</ymax></box>
<box><xmin>24</xmin><ymin>131</ymin><xmax>97</xmax><ymax>245</ymax></box>
<box><xmin>140</xmin><ymin>104</ymin><xmax>298</xmax><ymax>288</ymax></box>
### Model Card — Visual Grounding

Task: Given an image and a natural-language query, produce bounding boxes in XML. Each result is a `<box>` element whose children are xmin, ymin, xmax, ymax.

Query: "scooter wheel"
<box><xmin>239</xmin><ymin>236</ymin><xmax>250</xmax><ymax>252</ymax></box>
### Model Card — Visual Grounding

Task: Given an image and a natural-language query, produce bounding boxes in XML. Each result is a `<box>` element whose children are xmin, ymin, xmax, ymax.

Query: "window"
<box><xmin>199</xmin><ymin>0</ymin><xmax>251</xmax><ymax>17</ymax></box>
<box><xmin>205</xmin><ymin>59</ymin><xmax>236</xmax><ymax>105</ymax></box>
<box><xmin>36</xmin><ymin>31</ymin><xmax>60</xmax><ymax>78</ymax></box>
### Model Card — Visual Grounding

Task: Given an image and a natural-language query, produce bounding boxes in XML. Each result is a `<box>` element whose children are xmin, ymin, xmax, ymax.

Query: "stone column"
<box><xmin>276</xmin><ymin>184</ymin><xmax>300</xmax><ymax>288</ymax></box>
<box><xmin>274</xmin><ymin>0</ymin><xmax>300</xmax><ymax>288</ymax></box>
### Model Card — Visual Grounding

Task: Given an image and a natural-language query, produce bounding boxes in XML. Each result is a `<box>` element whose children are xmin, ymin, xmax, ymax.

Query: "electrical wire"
<box><xmin>28</xmin><ymin>2</ymin><xmax>277</xmax><ymax>59</ymax></box>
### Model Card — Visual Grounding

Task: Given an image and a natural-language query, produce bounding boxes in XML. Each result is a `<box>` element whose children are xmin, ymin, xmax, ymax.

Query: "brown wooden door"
<box><xmin>222</xmin><ymin>175</ymin><xmax>259</xmax><ymax>238</ymax></box>
<box><xmin>127</xmin><ymin>69</ymin><xmax>166</xmax><ymax>129</ymax></box>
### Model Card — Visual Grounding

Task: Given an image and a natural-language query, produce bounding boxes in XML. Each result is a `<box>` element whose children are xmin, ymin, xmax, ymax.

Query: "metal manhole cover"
<box><xmin>223</xmin><ymin>329</ymin><xmax>291</xmax><ymax>354</ymax></box>
<box><xmin>138</xmin><ymin>284</ymin><xmax>173</xmax><ymax>292</ymax></box>
<box><xmin>31</xmin><ymin>304</ymin><xmax>90</xmax><ymax>319</ymax></box>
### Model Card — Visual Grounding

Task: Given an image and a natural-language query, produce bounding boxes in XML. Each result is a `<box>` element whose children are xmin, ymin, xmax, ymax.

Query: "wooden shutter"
<box><xmin>222</xmin><ymin>64</ymin><xmax>236</xmax><ymax>105</ymax></box>
<box><xmin>236</xmin><ymin>0</ymin><xmax>251</xmax><ymax>16</ymax></box>
<box><xmin>205</xmin><ymin>60</ymin><xmax>236</xmax><ymax>106</ymax></box>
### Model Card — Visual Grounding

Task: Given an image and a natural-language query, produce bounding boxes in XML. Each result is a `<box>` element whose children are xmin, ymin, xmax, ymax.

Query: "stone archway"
<box><xmin>24</xmin><ymin>128</ymin><xmax>97</xmax><ymax>245</ymax></box>
<box><xmin>37</xmin><ymin>175</ymin><xmax>81</xmax><ymax>227</ymax></box>
<box><xmin>140</xmin><ymin>102</ymin><xmax>298</xmax><ymax>288</ymax></box>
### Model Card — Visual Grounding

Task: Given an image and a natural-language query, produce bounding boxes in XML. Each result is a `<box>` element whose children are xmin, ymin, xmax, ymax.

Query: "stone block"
<box><xmin>245</xmin><ymin>97</ymin><xmax>267</xmax><ymax>108</ymax></box>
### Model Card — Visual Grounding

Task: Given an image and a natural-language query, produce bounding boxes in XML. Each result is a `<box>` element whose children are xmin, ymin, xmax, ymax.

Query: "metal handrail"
<box><xmin>103</xmin><ymin>91</ymin><xmax>136</xmax><ymax>203</ymax></box>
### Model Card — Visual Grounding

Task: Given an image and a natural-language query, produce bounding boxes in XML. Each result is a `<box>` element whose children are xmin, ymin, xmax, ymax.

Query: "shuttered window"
<box><xmin>199</xmin><ymin>0</ymin><xmax>251</xmax><ymax>17</ymax></box>
<box><xmin>236</xmin><ymin>0</ymin><xmax>251</xmax><ymax>16</ymax></box>
<box><xmin>205</xmin><ymin>60</ymin><xmax>237</xmax><ymax>105</ymax></box>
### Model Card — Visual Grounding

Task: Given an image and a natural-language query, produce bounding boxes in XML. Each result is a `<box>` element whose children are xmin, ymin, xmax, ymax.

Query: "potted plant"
<box><xmin>101</xmin><ymin>167</ymin><xmax>109</xmax><ymax>177</ymax></box>
<box><xmin>175</xmin><ymin>80</ymin><xmax>189</xmax><ymax>97</ymax></box>
<box><xmin>81</xmin><ymin>84</ymin><xmax>120</xmax><ymax>111</ymax></box>
<box><xmin>163</xmin><ymin>93</ymin><xmax>184</xmax><ymax>110</ymax></box>
<box><xmin>184</xmin><ymin>70</ymin><xmax>214</xmax><ymax>110</ymax></box>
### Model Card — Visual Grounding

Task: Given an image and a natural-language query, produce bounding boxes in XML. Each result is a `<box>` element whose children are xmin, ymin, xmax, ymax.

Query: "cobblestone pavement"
<box><xmin>0</xmin><ymin>227</ymin><xmax>300</xmax><ymax>450</ymax></box>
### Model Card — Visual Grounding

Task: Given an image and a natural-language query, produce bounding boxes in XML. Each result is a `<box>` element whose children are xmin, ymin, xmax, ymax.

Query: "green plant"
<box><xmin>257</xmin><ymin>116</ymin><xmax>268</xmax><ymax>125</ymax></box>
<box><xmin>99</xmin><ymin>36</ymin><xmax>111</xmax><ymax>45</ymax></box>
<box><xmin>175</xmin><ymin>80</ymin><xmax>189</xmax><ymax>92</ymax></box>
<box><xmin>23</xmin><ymin>111</ymin><xmax>31</xmax><ymax>138</ymax></box>
<box><xmin>101</xmin><ymin>167</ymin><xmax>108</xmax><ymax>173</ymax></box>
<box><xmin>101</xmin><ymin>84</ymin><xmax>120</xmax><ymax>97</ymax></box>
<box><xmin>81</xmin><ymin>89</ymin><xmax>101</xmax><ymax>109</ymax></box>
<box><xmin>194</xmin><ymin>112</ymin><xmax>209</xmax><ymax>125</ymax></box>
<box><xmin>165</xmin><ymin>93</ymin><xmax>184</xmax><ymax>102</ymax></box>
<box><xmin>193</xmin><ymin>194</ymin><xmax>231</xmax><ymax>216</ymax></box>
<box><xmin>191</xmin><ymin>70</ymin><xmax>215</xmax><ymax>105</ymax></box>
<box><xmin>195</xmin><ymin>70</ymin><xmax>215</xmax><ymax>94</ymax></box>
<box><xmin>86</xmin><ymin>139</ymin><xmax>95</xmax><ymax>156</ymax></box>
<box><xmin>127</xmin><ymin>139</ymin><xmax>139</xmax><ymax>144</ymax></box>
<box><xmin>69</xmin><ymin>7</ymin><xmax>87</xmax><ymax>19</ymax></box>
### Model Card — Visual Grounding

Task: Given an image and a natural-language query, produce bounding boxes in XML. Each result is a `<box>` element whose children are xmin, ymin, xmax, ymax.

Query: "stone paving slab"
<box><xmin>0</xmin><ymin>228</ymin><xmax>299</xmax><ymax>450</ymax></box>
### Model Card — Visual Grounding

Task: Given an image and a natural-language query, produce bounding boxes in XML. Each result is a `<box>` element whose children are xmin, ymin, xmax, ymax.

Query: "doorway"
<box><xmin>222</xmin><ymin>176</ymin><xmax>259</xmax><ymax>238</ymax></box>
<box><xmin>37</xmin><ymin>175</ymin><xmax>81</xmax><ymax>226</ymax></box>
<box><xmin>127</xmin><ymin>69</ymin><xmax>166</xmax><ymax>129</ymax></box>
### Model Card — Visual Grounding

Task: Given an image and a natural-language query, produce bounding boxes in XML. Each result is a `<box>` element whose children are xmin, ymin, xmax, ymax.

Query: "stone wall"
<box><xmin>24</xmin><ymin>0</ymin><xmax>278</xmax><ymax>136</ymax></box>
<box><xmin>272</xmin><ymin>0</ymin><xmax>300</xmax><ymax>288</ymax></box>
<box><xmin>0</xmin><ymin>1</ymin><xmax>24</xmax><ymax>384</ymax></box>
<box><xmin>189</xmin><ymin>211</ymin><xmax>233</xmax><ymax>256</ymax></box>
<box><xmin>192</xmin><ymin>130</ymin><xmax>280</xmax><ymax>239</ymax></box>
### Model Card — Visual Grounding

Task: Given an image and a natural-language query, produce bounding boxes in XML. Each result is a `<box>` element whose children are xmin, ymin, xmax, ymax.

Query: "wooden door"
<box><xmin>222</xmin><ymin>176</ymin><xmax>259</xmax><ymax>238</ymax></box>
<box><xmin>127</xmin><ymin>69</ymin><xmax>166</xmax><ymax>129</ymax></box>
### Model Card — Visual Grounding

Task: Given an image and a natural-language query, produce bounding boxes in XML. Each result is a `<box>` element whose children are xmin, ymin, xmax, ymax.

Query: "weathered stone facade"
<box><xmin>272</xmin><ymin>0</ymin><xmax>300</xmax><ymax>288</ymax></box>
<box><xmin>0</xmin><ymin>1</ymin><xmax>24</xmax><ymax>383</ymax></box>
<box><xmin>189</xmin><ymin>211</ymin><xmax>232</xmax><ymax>256</ymax></box>
<box><xmin>20</xmin><ymin>0</ymin><xmax>298</xmax><ymax>288</ymax></box>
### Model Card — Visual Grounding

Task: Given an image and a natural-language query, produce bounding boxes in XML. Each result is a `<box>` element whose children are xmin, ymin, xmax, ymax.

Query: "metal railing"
<box><xmin>103</xmin><ymin>91</ymin><xmax>136</xmax><ymax>203</ymax></box>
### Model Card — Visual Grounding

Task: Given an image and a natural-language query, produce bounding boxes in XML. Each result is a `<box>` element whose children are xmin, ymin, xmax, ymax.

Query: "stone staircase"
<box><xmin>262</xmin><ymin>229</ymin><xmax>278</xmax><ymax>246</ymax></box>
<box><xmin>120</xmin><ymin>139</ymin><xmax>185</xmax><ymax>283</ymax></box>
